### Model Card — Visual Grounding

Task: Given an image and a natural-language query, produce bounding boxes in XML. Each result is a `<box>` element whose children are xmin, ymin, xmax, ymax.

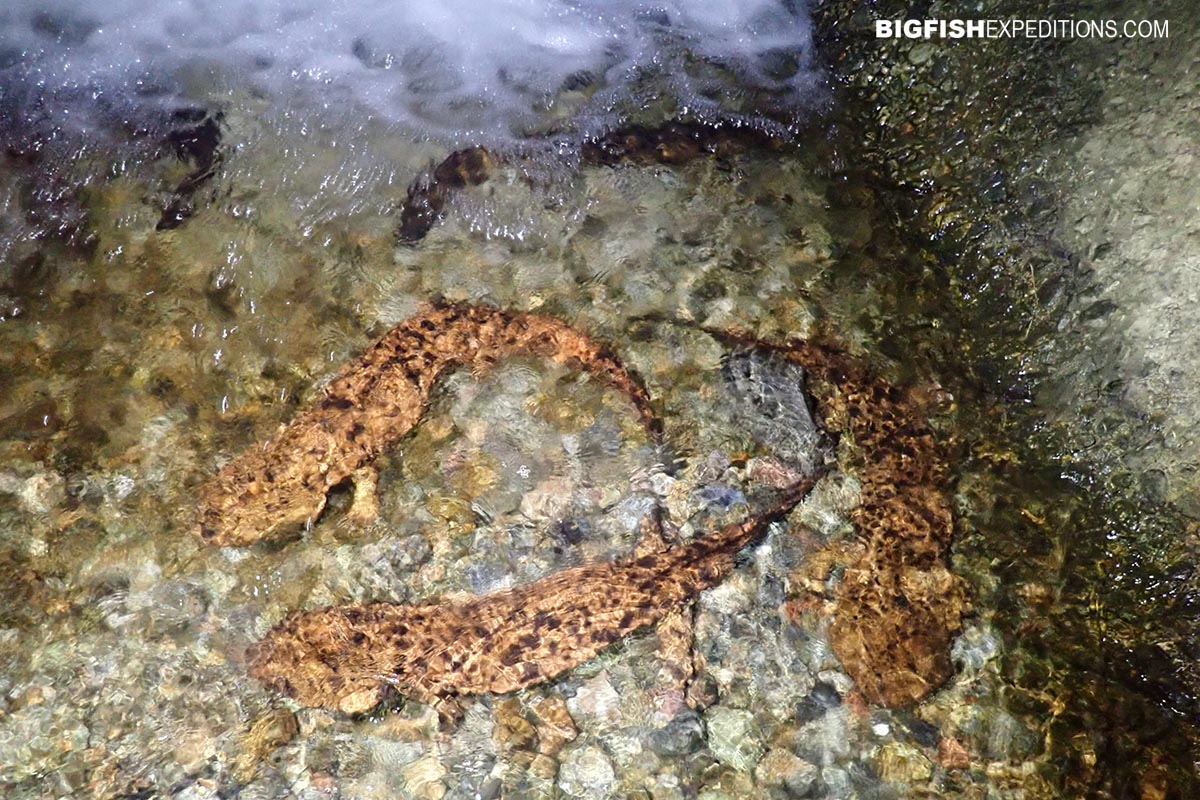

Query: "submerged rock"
<box><xmin>755</xmin><ymin>747</ymin><xmax>818</xmax><ymax>795</ymax></box>
<box><xmin>721</xmin><ymin>348</ymin><xmax>827</xmax><ymax>476</ymax></box>
<box><xmin>705</xmin><ymin>707</ymin><xmax>763</xmax><ymax>772</ymax></box>
<box><xmin>648</xmin><ymin>709</ymin><xmax>706</xmax><ymax>757</ymax></box>
<box><xmin>874</xmin><ymin>741</ymin><xmax>933</xmax><ymax>784</ymax></box>
<box><xmin>557</xmin><ymin>745</ymin><xmax>616</xmax><ymax>799</ymax></box>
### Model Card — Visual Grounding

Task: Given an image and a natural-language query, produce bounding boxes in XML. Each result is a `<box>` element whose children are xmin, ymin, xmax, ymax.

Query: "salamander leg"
<box><xmin>631</xmin><ymin>504</ymin><xmax>700</xmax><ymax>712</ymax></box>
<box><xmin>347</xmin><ymin>466</ymin><xmax>381</xmax><ymax>526</ymax></box>
<box><xmin>653</xmin><ymin>605</ymin><xmax>698</xmax><ymax>714</ymax></box>
<box><xmin>631</xmin><ymin>504</ymin><xmax>668</xmax><ymax>557</ymax></box>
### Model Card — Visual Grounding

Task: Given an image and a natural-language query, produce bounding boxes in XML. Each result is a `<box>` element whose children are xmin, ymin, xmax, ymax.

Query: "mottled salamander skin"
<box><xmin>197</xmin><ymin>301</ymin><xmax>662</xmax><ymax>546</ymax></box>
<box><xmin>698</xmin><ymin>328</ymin><xmax>968</xmax><ymax>708</ymax></box>
<box><xmin>247</xmin><ymin>480</ymin><xmax>816</xmax><ymax>714</ymax></box>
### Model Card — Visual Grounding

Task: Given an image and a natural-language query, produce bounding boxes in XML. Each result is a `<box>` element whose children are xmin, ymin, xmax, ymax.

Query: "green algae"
<box><xmin>812</xmin><ymin>0</ymin><xmax>1200</xmax><ymax>794</ymax></box>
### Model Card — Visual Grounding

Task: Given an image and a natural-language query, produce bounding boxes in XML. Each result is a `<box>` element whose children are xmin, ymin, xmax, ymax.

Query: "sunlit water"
<box><xmin>1</xmin><ymin>0</ymin><xmax>819</xmax><ymax>144</ymax></box>
<box><xmin>0</xmin><ymin>1</ymin><xmax>1196</xmax><ymax>798</ymax></box>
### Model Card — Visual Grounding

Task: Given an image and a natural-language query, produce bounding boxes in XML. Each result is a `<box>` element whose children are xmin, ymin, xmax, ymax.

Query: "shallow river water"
<box><xmin>1</xmin><ymin>1</ymin><xmax>1197</xmax><ymax>798</ymax></box>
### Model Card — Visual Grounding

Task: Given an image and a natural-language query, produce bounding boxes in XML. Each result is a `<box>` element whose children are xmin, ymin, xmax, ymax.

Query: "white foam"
<box><xmin>1</xmin><ymin>0</ymin><xmax>819</xmax><ymax>143</ymax></box>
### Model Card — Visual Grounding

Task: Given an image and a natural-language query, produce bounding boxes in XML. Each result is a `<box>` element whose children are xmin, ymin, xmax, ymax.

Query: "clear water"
<box><xmin>1</xmin><ymin>1</ymin><xmax>1197</xmax><ymax>798</ymax></box>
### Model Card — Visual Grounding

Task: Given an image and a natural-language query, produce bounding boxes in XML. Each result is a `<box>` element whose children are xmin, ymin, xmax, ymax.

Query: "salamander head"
<box><xmin>247</xmin><ymin>609</ymin><xmax>394</xmax><ymax>715</ymax></box>
<box><xmin>195</xmin><ymin>468</ymin><xmax>327</xmax><ymax>547</ymax></box>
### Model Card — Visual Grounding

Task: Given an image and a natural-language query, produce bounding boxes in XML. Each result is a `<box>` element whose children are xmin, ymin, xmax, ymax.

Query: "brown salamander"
<box><xmin>196</xmin><ymin>300</ymin><xmax>662</xmax><ymax>547</ymax></box>
<box><xmin>247</xmin><ymin>479</ymin><xmax>817</xmax><ymax>714</ymax></box>
<box><xmin>702</xmin><ymin>330</ymin><xmax>969</xmax><ymax>708</ymax></box>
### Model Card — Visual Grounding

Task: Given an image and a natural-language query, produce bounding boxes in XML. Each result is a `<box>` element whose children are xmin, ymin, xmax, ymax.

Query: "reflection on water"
<box><xmin>1</xmin><ymin>0</ymin><xmax>1198</xmax><ymax>797</ymax></box>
